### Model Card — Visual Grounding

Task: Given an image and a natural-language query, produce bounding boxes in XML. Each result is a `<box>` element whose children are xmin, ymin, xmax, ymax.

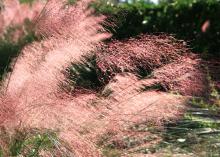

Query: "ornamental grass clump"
<box><xmin>0</xmin><ymin>0</ymin><xmax>112</xmax><ymax>156</ymax></box>
<box><xmin>0</xmin><ymin>0</ymin><xmax>211</xmax><ymax>156</ymax></box>
<box><xmin>0</xmin><ymin>0</ymin><xmax>110</xmax><ymax>126</ymax></box>
<box><xmin>96</xmin><ymin>34</ymin><xmax>189</xmax><ymax>83</ymax></box>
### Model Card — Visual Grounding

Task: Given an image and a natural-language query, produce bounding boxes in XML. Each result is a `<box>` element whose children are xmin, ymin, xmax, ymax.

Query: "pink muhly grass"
<box><xmin>0</xmin><ymin>0</ymin><xmax>45</xmax><ymax>35</ymax></box>
<box><xmin>152</xmin><ymin>54</ymin><xmax>208</xmax><ymax>96</ymax></box>
<box><xmin>0</xmin><ymin>1</ymin><xmax>209</xmax><ymax>155</ymax></box>
<box><xmin>95</xmin><ymin>34</ymin><xmax>208</xmax><ymax>96</ymax></box>
<box><xmin>0</xmin><ymin>0</ymin><xmax>111</xmax><ymax>125</ymax></box>
<box><xmin>96</xmin><ymin>34</ymin><xmax>189</xmax><ymax>83</ymax></box>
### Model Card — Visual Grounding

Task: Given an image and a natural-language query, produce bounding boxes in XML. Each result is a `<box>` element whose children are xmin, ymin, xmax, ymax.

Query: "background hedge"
<box><xmin>95</xmin><ymin>0</ymin><xmax>220</xmax><ymax>58</ymax></box>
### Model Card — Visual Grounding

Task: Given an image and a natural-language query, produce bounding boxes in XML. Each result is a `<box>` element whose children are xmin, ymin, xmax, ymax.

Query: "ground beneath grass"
<box><xmin>101</xmin><ymin>99</ymin><xmax>220</xmax><ymax>157</ymax></box>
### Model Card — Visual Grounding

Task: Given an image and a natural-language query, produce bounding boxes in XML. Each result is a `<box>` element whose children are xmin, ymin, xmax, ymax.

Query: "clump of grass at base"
<box><xmin>0</xmin><ymin>128</ymin><xmax>74</xmax><ymax>157</ymax></box>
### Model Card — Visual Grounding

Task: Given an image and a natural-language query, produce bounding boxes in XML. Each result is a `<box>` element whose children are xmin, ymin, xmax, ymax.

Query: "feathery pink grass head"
<box><xmin>0</xmin><ymin>0</ymin><xmax>45</xmax><ymax>31</ymax></box>
<box><xmin>96</xmin><ymin>34</ymin><xmax>189</xmax><ymax>83</ymax></box>
<box><xmin>1</xmin><ymin>0</ymin><xmax>111</xmax><ymax>125</ymax></box>
<box><xmin>94</xmin><ymin>34</ymin><xmax>208</xmax><ymax>96</ymax></box>
<box><xmin>152</xmin><ymin>54</ymin><xmax>208</xmax><ymax>96</ymax></box>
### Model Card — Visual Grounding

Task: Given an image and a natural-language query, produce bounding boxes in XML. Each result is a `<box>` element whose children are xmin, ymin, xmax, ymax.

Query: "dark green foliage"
<box><xmin>96</xmin><ymin>0</ymin><xmax>220</xmax><ymax>58</ymax></box>
<box><xmin>67</xmin><ymin>55</ymin><xmax>103</xmax><ymax>92</ymax></box>
<box><xmin>0</xmin><ymin>40</ymin><xmax>19</xmax><ymax>80</ymax></box>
